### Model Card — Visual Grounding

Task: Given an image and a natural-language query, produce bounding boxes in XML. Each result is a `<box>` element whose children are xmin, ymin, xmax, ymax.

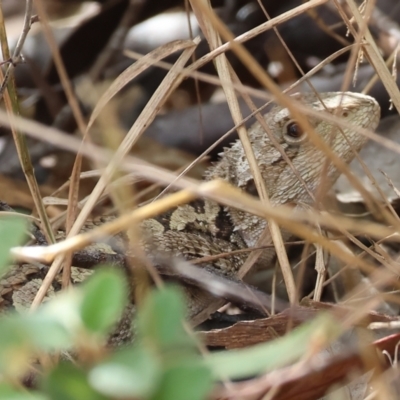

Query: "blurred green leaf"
<box><xmin>0</xmin><ymin>383</ymin><xmax>48</xmax><ymax>400</ymax></box>
<box><xmin>80</xmin><ymin>268</ymin><xmax>127</xmax><ymax>334</ymax></box>
<box><xmin>90</xmin><ymin>287</ymin><xmax>213</xmax><ymax>400</ymax></box>
<box><xmin>0</xmin><ymin>217</ymin><xmax>27</xmax><ymax>276</ymax></box>
<box><xmin>37</xmin><ymin>288</ymin><xmax>83</xmax><ymax>336</ymax></box>
<box><xmin>89</xmin><ymin>345</ymin><xmax>160</xmax><ymax>398</ymax></box>
<box><xmin>17</xmin><ymin>314</ymin><xmax>72</xmax><ymax>350</ymax></box>
<box><xmin>206</xmin><ymin>314</ymin><xmax>342</xmax><ymax>379</ymax></box>
<box><xmin>152</xmin><ymin>360</ymin><xmax>212</xmax><ymax>400</ymax></box>
<box><xmin>41</xmin><ymin>363</ymin><xmax>107</xmax><ymax>400</ymax></box>
<box><xmin>137</xmin><ymin>286</ymin><xmax>195</xmax><ymax>350</ymax></box>
<box><xmin>0</xmin><ymin>313</ymin><xmax>71</xmax><ymax>376</ymax></box>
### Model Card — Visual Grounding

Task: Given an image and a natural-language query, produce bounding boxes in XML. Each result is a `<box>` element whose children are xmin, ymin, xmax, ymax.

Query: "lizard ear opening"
<box><xmin>283</xmin><ymin>120</ymin><xmax>307</xmax><ymax>145</ymax></box>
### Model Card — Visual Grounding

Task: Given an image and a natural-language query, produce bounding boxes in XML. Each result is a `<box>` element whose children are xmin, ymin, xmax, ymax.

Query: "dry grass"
<box><xmin>2</xmin><ymin>0</ymin><xmax>400</xmax><ymax>398</ymax></box>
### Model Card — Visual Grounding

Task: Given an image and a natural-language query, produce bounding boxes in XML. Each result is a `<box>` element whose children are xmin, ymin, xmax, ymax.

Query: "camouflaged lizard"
<box><xmin>0</xmin><ymin>91</ymin><xmax>381</xmax><ymax>341</ymax></box>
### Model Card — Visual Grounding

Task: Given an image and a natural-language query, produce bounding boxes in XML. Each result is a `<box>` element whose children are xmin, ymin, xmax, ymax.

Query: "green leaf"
<box><xmin>0</xmin><ymin>313</ymin><xmax>71</xmax><ymax>376</ymax></box>
<box><xmin>205</xmin><ymin>314</ymin><xmax>342</xmax><ymax>379</ymax></box>
<box><xmin>0</xmin><ymin>383</ymin><xmax>48</xmax><ymax>400</ymax></box>
<box><xmin>41</xmin><ymin>363</ymin><xmax>107</xmax><ymax>400</ymax></box>
<box><xmin>0</xmin><ymin>217</ymin><xmax>27</xmax><ymax>276</ymax></box>
<box><xmin>0</xmin><ymin>383</ymin><xmax>50</xmax><ymax>400</ymax></box>
<box><xmin>152</xmin><ymin>360</ymin><xmax>213</xmax><ymax>400</ymax></box>
<box><xmin>137</xmin><ymin>286</ymin><xmax>195</xmax><ymax>350</ymax></box>
<box><xmin>89</xmin><ymin>345</ymin><xmax>160</xmax><ymax>398</ymax></box>
<box><xmin>20</xmin><ymin>314</ymin><xmax>72</xmax><ymax>350</ymax></box>
<box><xmin>80</xmin><ymin>267</ymin><xmax>128</xmax><ymax>334</ymax></box>
<box><xmin>89</xmin><ymin>287</ymin><xmax>211</xmax><ymax>399</ymax></box>
<box><xmin>37</xmin><ymin>287</ymin><xmax>83</xmax><ymax>337</ymax></box>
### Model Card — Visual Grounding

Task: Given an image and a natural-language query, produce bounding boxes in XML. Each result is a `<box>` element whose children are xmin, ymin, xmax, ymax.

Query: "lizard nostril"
<box><xmin>340</xmin><ymin>108</ymin><xmax>350</xmax><ymax>118</ymax></box>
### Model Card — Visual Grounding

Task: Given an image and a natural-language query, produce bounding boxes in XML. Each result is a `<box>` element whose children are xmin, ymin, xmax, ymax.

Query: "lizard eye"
<box><xmin>283</xmin><ymin>121</ymin><xmax>307</xmax><ymax>144</ymax></box>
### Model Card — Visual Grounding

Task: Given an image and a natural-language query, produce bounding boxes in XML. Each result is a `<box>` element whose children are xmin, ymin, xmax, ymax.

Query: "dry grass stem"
<box><xmin>3</xmin><ymin>0</ymin><xmax>400</xmax><ymax>396</ymax></box>
<box><xmin>190</xmin><ymin>0</ymin><xmax>295</xmax><ymax>302</ymax></box>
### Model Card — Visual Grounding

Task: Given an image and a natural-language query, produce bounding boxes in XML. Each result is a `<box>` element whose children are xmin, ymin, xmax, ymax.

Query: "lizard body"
<box><xmin>0</xmin><ymin>91</ymin><xmax>381</xmax><ymax>335</ymax></box>
<box><xmin>140</xmin><ymin>92</ymin><xmax>380</xmax><ymax>321</ymax></box>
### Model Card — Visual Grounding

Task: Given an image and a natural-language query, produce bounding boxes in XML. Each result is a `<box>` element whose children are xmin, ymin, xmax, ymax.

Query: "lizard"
<box><xmin>0</xmin><ymin>91</ymin><xmax>381</xmax><ymax>340</ymax></box>
<box><xmin>140</xmin><ymin>91</ymin><xmax>380</xmax><ymax>322</ymax></box>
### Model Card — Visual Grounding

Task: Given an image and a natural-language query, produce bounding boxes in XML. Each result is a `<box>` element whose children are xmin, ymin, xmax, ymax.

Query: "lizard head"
<box><xmin>269</xmin><ymin>91</ymin><xmax>380</xmax><ymax>163</ymax></box>
<box><xmin>264</xmin><ymin>91</ymin><xmax>380</xmax><ymax>201</ymax></box>
<box><xmin>206</xmin><ymin>91</ymin><xmax>380</xmax><ymax>247</ymax></box>
<box><xmin>209</xmin><ymin>91</ymin><xmax>380</xmax><ymax>205</ymax></box>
